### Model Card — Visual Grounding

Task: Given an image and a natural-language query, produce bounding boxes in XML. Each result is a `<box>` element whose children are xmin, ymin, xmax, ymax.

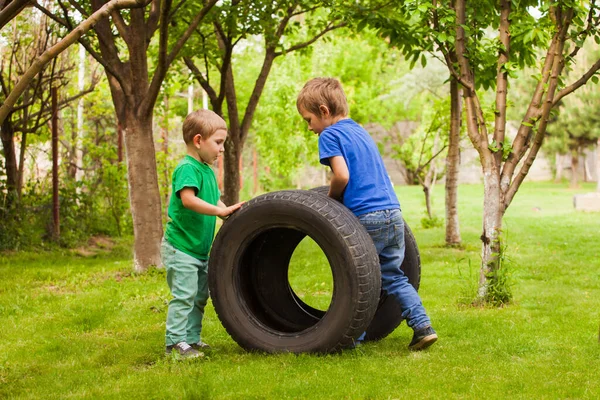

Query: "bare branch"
<box><xmin>493</xmin><ymin>0</ymin><xmax>510</xmax><ymax>167</ymax></box>
<box><xmin>0</xmin><ymin>0</ymin><xmax>151</xmax><ymax>126</ymax></box>
<box><xmin>33</xmin><ymin>1</ymin><xmax>126</xmax><ymax>92</ymax></box>
<box><xmin>553</xmin><ymin>58</ymin><xmax>600</xmax><ymax>105</ymax></box>
<box><xmin>110</xmin><ymin>9</ymin><xmax>130</xmax><ymax>39</ymax></box>
<box><xmin>500</xmin><ymin>38</ymin><xmax>556</xmax><ymax>187</ymax></box>
<box><xmin>274</xmin><ymin>22</ymin><xmax>347</xmax><ymax>57</ymax></box>
<box><xmin>184</xmin><ymin>56</ymin><xmax>218</xmax><ymax>106</ymax></box>
<box><xmin>146</xmin><ymin>0</ymin><xmax>160</xmax><ymax>36</ymax></box>
<box><xmin>503</xmin><ymin>9</ymin><xmax>574</xmax><ymax>210</ymax></box>
<box><xmin>168</xmin><ymin>0</ymin><xmax>187</xmax><ymax>21</ymax></box>
<box><xmin>143</xmin><ymin>0</ymin><xmax>218</xmax><ymax>115</ymax></box>
<box><xmin>415</xmin><ymin>145</ymin><xmax>448</xmax><ymax>175</ymax></box>
<box><xmin>66</xmin><ymin>0</ymin><xmax>89</xmax><ymax>18</ymax></box>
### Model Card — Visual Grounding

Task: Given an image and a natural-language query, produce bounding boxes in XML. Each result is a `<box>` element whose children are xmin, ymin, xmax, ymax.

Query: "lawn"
<box><xmin>1</xmin><ymin>182</ymin><xmax>599</xmax><ymax>399</ymax></box>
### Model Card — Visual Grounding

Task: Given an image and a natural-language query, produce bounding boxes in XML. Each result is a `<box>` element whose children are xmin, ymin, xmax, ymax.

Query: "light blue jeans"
<box><xmin>162</xmin><ymin>239</ymin><xmax>209</xmax><ymax>346</ymax></box>
<box><xmin>358</xmin><ymin>209</ymin><xmax>431</xmax><ymax>331</ymax></box>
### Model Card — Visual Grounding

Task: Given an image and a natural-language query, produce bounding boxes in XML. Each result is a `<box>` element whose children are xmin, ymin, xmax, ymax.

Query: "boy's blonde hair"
<box><xmin>182</xmin><ymin>109</ymin><xmax>227</xmax><ymax>144</ymax></box>
<box><xmin>296</xmin><ymin>77</ymin><xmax>349</xmax><ymax>118</ymax></box>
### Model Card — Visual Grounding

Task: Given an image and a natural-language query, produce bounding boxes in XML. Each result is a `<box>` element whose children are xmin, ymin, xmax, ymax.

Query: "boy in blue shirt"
<box><xmin>163</xmin><ymin>109</ymin><xmax>243</xmax><ymax>359</ymax></box>
<box><xmin>296</xmin><ymin>77</ymin><xmax>437</xmax><ymax>350</ymax></box>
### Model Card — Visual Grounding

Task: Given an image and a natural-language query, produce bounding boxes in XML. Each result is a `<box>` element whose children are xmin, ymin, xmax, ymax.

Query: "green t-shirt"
<box><xmin>164</xmin><ymin>155</ymin><xmax>220</xmax><ymax>260</ymax></box>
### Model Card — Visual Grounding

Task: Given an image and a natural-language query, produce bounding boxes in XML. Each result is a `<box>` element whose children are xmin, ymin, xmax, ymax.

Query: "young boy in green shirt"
<box><xmin>163</xmin><ymin>109</ymin><xmax>243</xmax><ymax>359</ymax></box>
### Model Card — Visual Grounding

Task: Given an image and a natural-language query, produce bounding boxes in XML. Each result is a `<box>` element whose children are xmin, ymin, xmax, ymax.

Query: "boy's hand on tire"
<box><xmin>219</xmin><ymin>202</ymin><xmax>244</xmax><ymax>220</ymax></box>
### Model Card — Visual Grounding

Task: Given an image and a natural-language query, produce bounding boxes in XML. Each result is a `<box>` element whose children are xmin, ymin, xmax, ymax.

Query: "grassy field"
<box><xmin>1</xmin><ymin>182</ymin><xmax>599</xmax><ymax>399</ymax></box>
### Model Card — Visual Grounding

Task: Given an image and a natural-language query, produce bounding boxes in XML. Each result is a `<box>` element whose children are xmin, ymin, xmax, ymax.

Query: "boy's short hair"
<box><xmin>296</xmin><ymin>77</ymin><xmax>349</xmax><ymax>118</ymax></box>
<box><xmin>182</xmin><ymin>109</ymin><xmax>227</xmax><ymax>144</ymax></box>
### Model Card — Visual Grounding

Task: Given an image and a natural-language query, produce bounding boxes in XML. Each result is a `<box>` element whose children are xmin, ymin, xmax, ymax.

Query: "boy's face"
<box><xmin>299</xmin><ymin>106</ymin><xmax>332</xmax><ymax>135</ymax></box>
<box><xmin>194</xmin><ymin>128</ymin><xmax>227</xmax><ymax>164</ymax></box>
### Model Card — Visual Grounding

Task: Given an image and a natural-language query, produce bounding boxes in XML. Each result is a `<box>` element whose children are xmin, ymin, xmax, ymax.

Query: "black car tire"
<box><xmin>308</xmin><ymin>186</ymin><xmax>421</xmax><ymax>341</ymax></box>
<box><xmin>208</xmin><ymin>190</ymin><xmax>381</xmax><ymax>353</ymax></box>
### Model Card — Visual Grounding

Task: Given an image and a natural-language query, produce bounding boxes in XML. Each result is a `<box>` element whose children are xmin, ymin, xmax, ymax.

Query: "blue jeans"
<box><xmin>358</xmin><ymin>209</ymin><xmax>431</xmax><ymax>331</ymax></box>
<box><xmin>162</xmin><ymin>239</ymin><xmax>209</xmax><ymax>346</ymax></box>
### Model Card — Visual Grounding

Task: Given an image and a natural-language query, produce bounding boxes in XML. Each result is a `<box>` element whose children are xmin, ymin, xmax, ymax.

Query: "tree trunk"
<box><xmin>117</xmin><ymin>122</ymin><xmax>124</xmax><ymax>163</ymax></box>
<box><xmin>17</xmin><ymin>130</ymin><xmax>26</xmax><ymax>197</ymax></box>
<box><xmin>74</xmin><ymin>44</ymin><xmax>85</xmax><ymax>182</ymax></box>
<box><xmin>445</xmin><ymin>79</ymin><xmax>462</xmax><ymax>245</ymax></box>
<box><xmin>0</xmin><ymin>117</ymin><xmax>18</xmax><ymax>204</ymax></box>
<box><xmin>479</xmin><ymin>168</ymin><xmax>503</xmax><ymax>300</ymax></box>
<box><xmin>222</xmin><ymin>137</ymin><xmax>241</xmax><ymax>205</ymax></box>
<box><xmin>570</xmin><ymin>148</ymin><xmax>579</xmax><ymax>188</ymax></box>
<box><xmin>51</xmin><ymin>87</ymin><xmax>60</xmax><ymax>241</ymax></box>
<box><xmin>423</xmin><ymin>185</ymin><xmax>432</xmax><ymax>219</ymax></box>
<box><xmin>583</xmin><ymin>152</ymin><xmax>591</xmax><ymax>182</ymax></box>
<box><xmin>555</xmin><ymin>152</ymin><xmax>564</xmax><ymax>182</ymax></box>
<box><xmin>123</xmin><ymin>111</ymin><xmax>163</xmax><ymax>271</ymax></box>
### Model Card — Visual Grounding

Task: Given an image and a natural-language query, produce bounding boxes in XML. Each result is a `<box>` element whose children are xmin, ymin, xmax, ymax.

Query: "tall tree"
<box><xmin>346</xmin><ymin>0</ymin><xmax>466</xmax><ymax>245</ymax></box>
<box><xmin>34</xmin><ymin>0</ymin><xmax>218</xmax><ymax>270</ymax></box>
<box><xmin>360</xmin><ymin>0</ymin><xmax>600</xmax><ymax>302</ymax></box>
<box><xmin>452</xmin><ymin>0</ymin><xmax>600</xmax><ymax>300</ymax></box>
<box><xmin>184</xmin><ymin>0</ymin><xmax>344</xmax><ymax>204</ymax></box>
<box><xmin>0</xmin><ymin>9</ymin><xmax>96</xmax><ymax>203</ymax></box>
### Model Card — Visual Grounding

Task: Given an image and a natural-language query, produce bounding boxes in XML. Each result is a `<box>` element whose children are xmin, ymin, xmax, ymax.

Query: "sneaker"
<box><xmin>190</xmin><ymin>341</ymin><xmax>211</xmax><ymax>350</ymax></box>
<box><xmin>165</xmin><ymin>342</ymin><xmax>202</xmax><ymax>359</ymax></box>
<box><xmin>408</xmin><ymin>326</ymin><xmax>438</xmax><ymax>351</ymax></box>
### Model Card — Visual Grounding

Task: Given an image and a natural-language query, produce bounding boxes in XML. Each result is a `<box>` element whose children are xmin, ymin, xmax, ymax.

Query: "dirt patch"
<box><xmin>73</xmin><ymin>236</ymin><xmax>116</xmax><ymax>257</ymax></box>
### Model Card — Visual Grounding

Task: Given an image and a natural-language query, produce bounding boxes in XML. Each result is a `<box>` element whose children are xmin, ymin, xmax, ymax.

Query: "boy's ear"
<box><xmin>194</xmin><ymin>134</ymin><xmax>203</xmax><ymax>145</ymax></box>
<box><xmin>319</xmin><ymin>104</ymin><xmax>330</xmax><ymax>116</ymax></box>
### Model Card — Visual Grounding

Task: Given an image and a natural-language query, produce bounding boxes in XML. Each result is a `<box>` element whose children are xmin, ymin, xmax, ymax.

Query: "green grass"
<box><xmin>1</xmin><ymin>182</ymin><xmax>599</xmax><ymax>399</ymax></box>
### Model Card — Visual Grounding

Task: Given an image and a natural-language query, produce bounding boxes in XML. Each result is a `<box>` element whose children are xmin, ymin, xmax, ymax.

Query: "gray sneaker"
<box><xmin>165</xmin><ymin>342</ymin><xmax>202</xmax><ymax>359</ymax></box>
<box><xmin>190</xmin><ymin>341</ymin><xmax>211</xmax><ymax>350</ymax></box>
<box><xmin>408</xmin><ymin>326</ymin><xmax>438</xmax><ymax>351</ymax></box>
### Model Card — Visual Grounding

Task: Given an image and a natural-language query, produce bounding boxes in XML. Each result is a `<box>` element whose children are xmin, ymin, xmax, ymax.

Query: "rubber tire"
<box><xmin>308</xmin><ymin>186</ymin><xmax>421</xmax><ymax>341</ymax></box>
<box><xmin>208</xmin><ymin>190</ymin><xmax>381</xmax><ymax>353</ymax></box>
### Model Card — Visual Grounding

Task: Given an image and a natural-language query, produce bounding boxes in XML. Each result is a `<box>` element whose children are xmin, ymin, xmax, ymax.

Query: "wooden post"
<box><xmin>51</xmin><ymin>87</ymin><xmax>60</xmax><ymax>241</ymax></box>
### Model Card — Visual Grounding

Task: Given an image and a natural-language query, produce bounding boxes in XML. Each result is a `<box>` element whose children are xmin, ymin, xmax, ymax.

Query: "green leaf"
<box><xmin>357</xmin><ymin>19</ymin><xmax>368</xmax><ymax>32</ymax></box>
<box><xmin>592</xmin><ymin>76</ymin><xmax>599</xmax><ymax>85</ymax></box>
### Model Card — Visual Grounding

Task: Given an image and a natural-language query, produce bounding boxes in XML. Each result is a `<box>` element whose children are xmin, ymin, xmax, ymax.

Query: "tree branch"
<box><xmin>143</xmin><ymin>0</ymin><xmax>217</xmax><ymax>116</ymax></box>
<box><xmin>553</xmin><ymin>58</ymin><xmax>600</xmax><ymax>106</ymax></box>
<box><xmin>110</xmin><ymin>9</ymin><xmax>130</xmax><ymax>39</ymax></box>
<box><xmin>145</xmin><ymin>0</ymin><xmax>160</xmax><ymax>38</ymax></box>
<box><xmin>503</xmin><ymin>8</ymin><xmax>574</xmax><ymax>210</ymax></box>
<box><xmin>274</xmin><ymin>22</ymin><xmax>347</xmax><ymax>57</ymax></box>
<box><xmin>500</xmin><ymin>35</ymin><xmax>559</xmax><ymax>192</ymax></box>
<box><xmin>493</xmin><ymin>0</ymin><xmax>511</xmax><ymax>167</ymax></box>
<box><xmin>0</xmin><ymin>0</ymin><xmax>30</xmax><ymax>31</ymax></box>
<box><xmin>184</xmin><ymin>56</ymin><xmax>219</xmax><ymax>108</ymax></box>
<box><xmin>0</xmin><ymin>0</ymin><xmax>151</xmax><ymax>126</ymax></box>
<box><xmin>33</xmin><ymin>1</ymin><xmax>127</xmax><ymax>94</ymax></box>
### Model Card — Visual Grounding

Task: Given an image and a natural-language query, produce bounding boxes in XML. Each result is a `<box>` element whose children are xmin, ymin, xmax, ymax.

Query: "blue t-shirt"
<box><xmin>318</xmin><ymin>119</ymin><xmax>400</xmax><ymax>216</ymax></box>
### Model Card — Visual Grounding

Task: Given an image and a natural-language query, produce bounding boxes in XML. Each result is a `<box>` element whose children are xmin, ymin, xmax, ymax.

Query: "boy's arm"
<box><xmin>328</xmin><ymin>156</ymin><xmax>349</xmax><ymax>201</ymax></box>
<box><xmin>180</xmin><ymin>188</ymin><xmax>243</xmax><ymax>218</ymax></box>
